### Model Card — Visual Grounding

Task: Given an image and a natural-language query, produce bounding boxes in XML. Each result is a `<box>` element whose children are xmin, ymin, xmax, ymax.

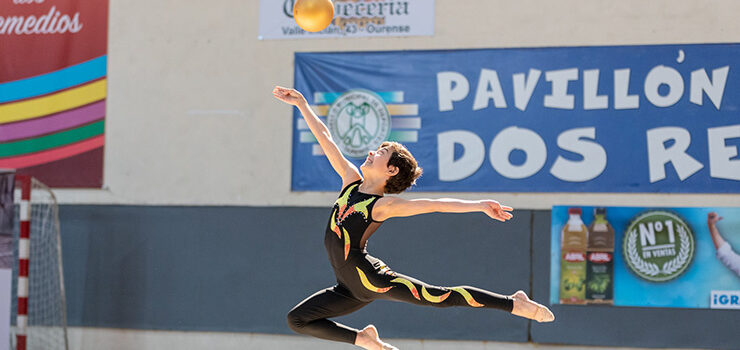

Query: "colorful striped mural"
<box><xmin>0</xmin><ymin>1</ymin><xmax>109</xmax><ymax>187</ymax></box>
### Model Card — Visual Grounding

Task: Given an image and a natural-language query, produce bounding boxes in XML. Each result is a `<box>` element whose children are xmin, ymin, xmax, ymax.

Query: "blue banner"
<box><xmin>550</xmin><ymin>205</ymin><xmax>740</xmax><ymax>309</ymax></box>
<box><xmin>292</xmin><ymin>44</ymin><xmax>740</xmax><ymax>192</ymax></box>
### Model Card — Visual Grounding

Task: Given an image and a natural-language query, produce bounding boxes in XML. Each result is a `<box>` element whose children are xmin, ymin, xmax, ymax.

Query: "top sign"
<box><xmin>258</xmin><ymin>0</ymin><xmax>435</xmax><ymax>40</ymax></box>
<box><xmin>291</xmin><ymin>44</ymin><xmax>740</xmax><ymax>193</ymax></box>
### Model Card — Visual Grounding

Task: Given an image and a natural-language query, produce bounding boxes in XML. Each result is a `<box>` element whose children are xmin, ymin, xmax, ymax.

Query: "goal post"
<box><xmin>11</xmin><ymin>175</ymin><xmax>68</xmax><ymax>350</ymax></box>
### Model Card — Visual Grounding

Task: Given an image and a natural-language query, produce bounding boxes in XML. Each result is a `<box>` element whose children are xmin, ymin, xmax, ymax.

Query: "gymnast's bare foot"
<box><xmin>355</xmin><ymin>325</ymin><xmax>398</xmax><ymax>350</ymax></box>
<box><xmin>511</xmin><ymin>290</ymin><xmax>555</xmax><ymax>323</ymax></box>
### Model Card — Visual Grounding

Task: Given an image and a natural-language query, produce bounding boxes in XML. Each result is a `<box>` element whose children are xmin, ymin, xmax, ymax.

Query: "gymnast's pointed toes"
<box><xmin>535</xmin><ymin>305</ymin><xmax>555</xmax><ymax>323</ymax></box>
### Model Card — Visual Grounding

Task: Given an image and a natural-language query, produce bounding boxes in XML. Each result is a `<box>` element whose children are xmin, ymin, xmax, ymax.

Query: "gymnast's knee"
<box><xmin>286</xmin><ymin>309</ymin><xmax>307</xmax><ymax>333</ymax></box>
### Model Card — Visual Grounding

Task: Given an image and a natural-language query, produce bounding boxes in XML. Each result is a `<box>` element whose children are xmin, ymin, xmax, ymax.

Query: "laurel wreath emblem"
<box><xmin>626</xmin><ymin>230</ymin><xmax>660</xmax><ymax>276</ymax></box>
<box><xmin>623</xmin><ymin>211</ymin><xmax>694</xmax><ymax>282</ymax></box>
<box><xmin>661</xmin><ymin>225</ymin><xmax>691</xmax><ymax>275</ymax></box>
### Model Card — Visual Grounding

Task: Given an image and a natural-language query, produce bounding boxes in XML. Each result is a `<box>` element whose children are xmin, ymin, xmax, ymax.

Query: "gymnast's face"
<box><xmin>360</xmin><ymin>146</ymin><xmax>394</xmax><ymax>178</ymax></box>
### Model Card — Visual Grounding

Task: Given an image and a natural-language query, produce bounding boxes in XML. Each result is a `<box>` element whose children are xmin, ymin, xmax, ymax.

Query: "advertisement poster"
<box><xmin>0</xmin><ymin>0</ymin><xmax>108</xmax><ymax>187</ymax></box>
<box><xmin>292</xmin><ymin>44</ymin><xmax>740</xmax><ymax>193</ymax></box>
<box><xmin>550</xmin><ymin>205</ymin><xmax>740</xmax><ymax>309</ymax></box>
<box><xmin>259</xmin><ymin>0</ymin><xmax>435</xmax><ymax>40</ymax></box>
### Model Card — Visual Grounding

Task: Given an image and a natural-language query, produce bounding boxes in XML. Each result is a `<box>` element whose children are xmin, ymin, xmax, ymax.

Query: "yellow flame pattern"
<box><xmin>334</xmin><ymin>184</ymin><xmax>357</xmax><ymax>213</ymax></box>
<box><xmin>391</xmin><ymin>277</ymin><xmax>420</xmax><ymax>300</ymax></box>
<box><xmin>351</xmin><ymin>197</ymin><xmax>375</xmax><ymax>220</ymax></box>
<box><xmin>421</xmin><ymin>286</ymin><xmax>451</xmax><ymax>303</ymax></box>
<box><xmin>330</xmin><ymin>208</ymin><xmax>341</xmax><ymax>238</ymax></box>
<box><xmin>343</xmin><ymin>228</ymin><xmax>351</xmax><ymax>260</ymax></box>
<box><xmin>356</xmin><ymin>267</ymin><xmax>393</xmax><ymax>293</ymax></box>
<box><xmin>450</xmin><ymin>287</ymin><xmax>484</xmax><ymax>307</ymax></box>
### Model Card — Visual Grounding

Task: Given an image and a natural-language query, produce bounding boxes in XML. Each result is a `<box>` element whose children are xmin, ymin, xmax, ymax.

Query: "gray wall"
<box><xmin>60</xmin><ymin>205</ymin><xmax>529</xmax><ymax>341</ymax></box>
<box><xmin>58</xmin><ymin>206</ymin><xmax>739</xmax><ymax>349</ymax></box>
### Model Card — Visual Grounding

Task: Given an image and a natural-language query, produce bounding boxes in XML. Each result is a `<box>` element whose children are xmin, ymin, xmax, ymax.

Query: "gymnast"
<box><xmin>273</xmin><ymin>86</ymin><xmax>554</xmax><ymax>350</ymax></box>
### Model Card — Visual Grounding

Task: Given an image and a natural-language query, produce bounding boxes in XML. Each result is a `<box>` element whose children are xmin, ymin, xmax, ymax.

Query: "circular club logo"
<box><xmin>327</xmin><ymin>90</ymin><xmax>391</xmax><ymax>158</ymax></box>
<box><xmin>622</xmin><ymin>210</ymin><xmax>695</xmax><ymax>282</ymax></box>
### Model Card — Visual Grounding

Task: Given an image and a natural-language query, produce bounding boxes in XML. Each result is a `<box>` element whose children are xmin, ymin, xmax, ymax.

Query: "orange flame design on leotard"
<box><xmin>337</xmin><ymin>197</ymin><xmax>375</xmax><ymax>223</ymax></box>
<box><xmin>334</xmin><ymin>184</ymin><xmax>356</xmax><ymax>218</ymax></box>
<box><xmin>332</xmin><ymin>184</ymin><xmax>378</xmax><ymax>261</ymax></box>
<box><xmin>391</xmin><ymin>277</ymin><xmax>420</xmax><ymax>300</ymax></box>
<box><xmin>338</xmin><ymin>206</ymin><xmax>356</xmax><ymax>222</ymax></box>
<box><xmin>343</xmin><ymin>228</ymin><xmax>351</xmax><ymax>260</ymax></box>
<box><xmin>421</xmin><ymin>286</ymin><xmax>451</xmax><ymax>303</ymax></box>
<box><xmin>356</xmin><ymin>267</ymin><xmax>393</xmax><ymax>293</ymax></box>
<box><xmin>450</xmin><ymin>287</ymin><xmax>484</xmax><ymax>307</ymax></box>
<box><xmin>330</xmin><ymin>208</ymin><xmax>341</xmax><ymax>238</ymax></box>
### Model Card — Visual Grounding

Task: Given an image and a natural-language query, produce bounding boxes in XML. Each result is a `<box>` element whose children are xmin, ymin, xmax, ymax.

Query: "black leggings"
<box><xmin>287</xmin><ymin>264</ymin><xmax>514</xmax><ymax>344</ymax></box>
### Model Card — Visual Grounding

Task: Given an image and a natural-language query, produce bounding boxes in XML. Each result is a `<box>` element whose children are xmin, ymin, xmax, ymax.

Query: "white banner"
<box><xmin>258</xmin><ymin>0</ymin><xmax>435</xmax><ymax>40</ymax></box>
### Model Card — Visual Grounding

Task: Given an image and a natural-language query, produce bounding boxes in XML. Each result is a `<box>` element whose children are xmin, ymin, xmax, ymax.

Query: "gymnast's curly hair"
<box><xmin>380</xmin><ymin>141</ymin><xmax>423</xmax><ymax>194</ymax></box>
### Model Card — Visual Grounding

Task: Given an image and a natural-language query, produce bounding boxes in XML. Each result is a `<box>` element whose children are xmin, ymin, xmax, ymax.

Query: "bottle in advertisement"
<box><xmin>562</xmin><ymin>207</ymin><xmax>588</xmax><ymax>251</ymax></box>
<box><xmin>560</xmin><ymin>207</ymin><xmax>587</xmax><ymax>304</ymax></box>
<box><xmin>586</xmin><ymin>207</ymin><xmax>614</xmax><ymax>304</ymax></box>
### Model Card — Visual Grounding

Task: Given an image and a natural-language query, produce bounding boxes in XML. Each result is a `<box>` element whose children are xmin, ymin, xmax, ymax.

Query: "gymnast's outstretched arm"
<box><xmin>372</xmin><ymin>197</ymin><xmax>514</xmax><ymax>222</ymax></box>
<box><xmin>272</xmin><ymin>86</ymin><xmax>361</xmax><ymax>186</ymax></box>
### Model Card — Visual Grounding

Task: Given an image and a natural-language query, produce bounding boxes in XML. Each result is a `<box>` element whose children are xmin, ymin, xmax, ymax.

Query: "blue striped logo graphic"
<box><xmin>297</xmin><ymin>90</ymin><xmax>421</xmax><ymax>156</ymax></box>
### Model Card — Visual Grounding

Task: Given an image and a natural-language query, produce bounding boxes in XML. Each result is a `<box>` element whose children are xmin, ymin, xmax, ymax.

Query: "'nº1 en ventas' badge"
<box><xmin>623</xmin><ymin>210</ymin><xmax>695</xmax><ymax>282</ymax></box>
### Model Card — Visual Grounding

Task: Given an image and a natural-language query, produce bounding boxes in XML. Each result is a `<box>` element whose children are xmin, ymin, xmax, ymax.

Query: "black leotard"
<box><xmin>287</xmin><ymin>180</ymin><xmax>514</xmax><ymax>344</ymax></box>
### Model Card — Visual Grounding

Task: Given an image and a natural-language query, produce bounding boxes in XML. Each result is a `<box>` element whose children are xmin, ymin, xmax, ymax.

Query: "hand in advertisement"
<box><xmin>707</xmin><ymin>212</ymin><xmax>723</xmax><ymax>227</ymax></box>
<box><xmin>707</xmin><ymin>211</ymin><xmax>740</xmax><ymax>277</ymax></box>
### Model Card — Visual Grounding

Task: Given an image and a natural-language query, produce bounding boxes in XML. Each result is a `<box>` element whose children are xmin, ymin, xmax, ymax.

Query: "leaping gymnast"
<box><xmin>273</xmin><ymin>86</ymin><xmax>554</xmax><ymax>350</ymax></box>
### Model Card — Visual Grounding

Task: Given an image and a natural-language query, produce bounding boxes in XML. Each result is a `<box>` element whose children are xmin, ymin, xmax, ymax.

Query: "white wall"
<box><xmin>56</xmin><ymin>0</ymin><xmax>740</xmax><ymax>208</ymax></box>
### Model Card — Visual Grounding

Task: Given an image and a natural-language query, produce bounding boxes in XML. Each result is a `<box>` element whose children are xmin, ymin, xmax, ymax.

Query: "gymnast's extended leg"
<box><xmin>372</xmin><ymin>271</ymin><xmax>554</xmax><ymax>322</ymax></box>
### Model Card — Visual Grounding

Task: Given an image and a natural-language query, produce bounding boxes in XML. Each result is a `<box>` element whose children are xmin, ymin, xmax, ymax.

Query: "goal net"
<box><xmin>10</xmin><ymin>176</ymin><xmax>68</xmax><ymax>350</ymax></box>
